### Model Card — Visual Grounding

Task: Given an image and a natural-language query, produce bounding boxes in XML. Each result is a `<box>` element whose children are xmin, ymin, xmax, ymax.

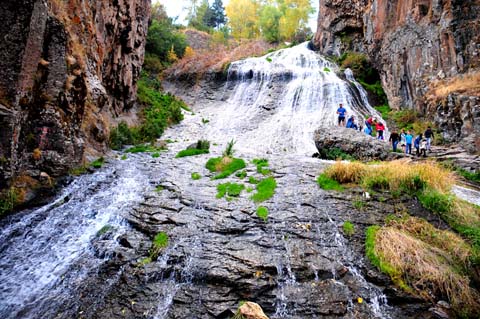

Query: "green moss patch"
<box><xmin>251</xmin><ymin>177</ymin><xmax>277</xmax><ymax>203</ymax></box>
<box><xmin>317</xmin><ymin>173</ymin><xmax>344</xmax><ymax>191</ymax></box>
<box><xmin>206</xmin><ymin>157</ymin><xmax>246</xmax><ymax>179</ymax></box>
<box><xmin>216</xmin><ymin>182</ymin><xmax>245</xmax><ymax>199</ymax></box>
<box><xmin>176</xmin><ymin>148</ymin><xmax>209</xmax><ymax>158</ymax></box>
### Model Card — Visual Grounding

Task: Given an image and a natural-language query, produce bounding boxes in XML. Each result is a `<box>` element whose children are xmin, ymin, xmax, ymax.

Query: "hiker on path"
<box><xmin>424</xmin><ymin>126</ymin><xmax>434</xmax><ymax>152</ymax></box>
<box><xmin>405</xmin><ymin>130</ymin><xmax>413</xmax><ymax>155</ymax></box>
<box><xmin>365</xmin><ymin>116</ymin><xmax>375</xmax><ymax>131</ymax></box>
<box><xmin>400</xmin><ymin>129</ymin><xmax>406</xmax><ymax>152</ymax></box>
<box><xmin>414</xmin><ymin>134</ymin><xmax>423</xmax><ymax>156</ymax></box>
<box><xmin>420</xmin><ymin>138</ymin><xmax>427</xmax><ymax>157</ymax></box>
<box><xmin>376</xmin><ymin>122</ymin><xmax>385</xmax><ymax>140</ymax></box>
<box><xmin>337</xmin><ymin>103</ymin><xmax>347</xmax><ymax>126</ymax></box>
<box><xmin>389</xmin><ymin>131</ymin><xmax>400</xmax><ymax>152</ymax></box>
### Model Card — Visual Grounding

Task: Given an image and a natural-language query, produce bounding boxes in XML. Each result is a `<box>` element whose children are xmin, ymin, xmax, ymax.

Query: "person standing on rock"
<box><xmin>405</xmin><ymin>130</ymin><xmax>413</xmax><ymax>155</ymax></box>
<box><xmin>337</xmin><ymin>103</ymin><xmax>347</xmax><ymax>126</ymax></box>
<box><xmin>376</xmin><ymin>122</ymin><xmax>385</xmax><ymax>140</ymax></box>
<box><xmin>424</xmin><ymin>126</ymin><xmax>434</xmax><ymax>152</ymax></box>
<box><xmin>420</xmin><ymin>137</ymin><xmax>427</xmax><ymax>157</ymax></box>
<box><xmin>414</xmin><ymin>133</ymin><xmax>423</xmax><ymax>156</ymax></box>
<box><xmin>389</xmin><ymin>130</ymin><xmax>400</xmax><ymax>152</ymax></box>
<box><xmin>365</xmin><ymin>116</ymin><xmax>375</xmax><ymax>132</ymax></box>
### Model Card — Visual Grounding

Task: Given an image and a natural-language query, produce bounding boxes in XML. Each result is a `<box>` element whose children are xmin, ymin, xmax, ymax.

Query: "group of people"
<box><xmin>389</xmin><ymin>127</ymin><xmax>434</xmax><ymax>156</ymax></box>
<box><xmin>336</xmin><ymin>104</ymin><xmax>435</xmax><ymax>156</ymax></box>
<box><xmin>336</xmin><ymin>104</ymin><xmax>385</xmax><ymax>140</ymax></box>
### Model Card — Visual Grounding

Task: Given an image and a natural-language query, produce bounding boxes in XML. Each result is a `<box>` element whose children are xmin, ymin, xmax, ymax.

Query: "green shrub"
<box><xmin>456</xmin><ymin>168</ymin><xmax>480</xmax><ymax>183</ymax></box>
<box><xmin>266</xmin><ymin>57</ymin><xmax>272</xmax><ymax>63</ymax></box>
<box><xmin>353</xmin><ymin>198</ymin><xmax>365</xmax><ymax>210</ymax></box>
<box><xmin>201</xmin><ymin>118</ymin><xmax>210</xmax><ymax>124</ymax></box>
<box><xmin>176</xmin><ymin>148</ymin><xmax>209</xmax><ymax>158</ymax></box>
<box><xmin>216</xmin><ymin>182</ymin><xmax>245</xmax><ymax>199</ymax></box>
<box><xmin>223</xmin><ymin>139</ymin><xmax>236</xmax><ymax>158</ymax></box>
<box><xmin>318</xmin><ymin>147</ymin><xmax>354</xmax><ymax>161</ymax></box>
<box><xmin>191</xmin><ymin>172</ymin><xmax>201</xmax><ymax>180</ymax></box>
<box><xmin>206</xmin><ymin>157</ymin><xmax>246</xmax><ymax>179</ymax></box>
<box><xmin>235</xmin><ymin>170</ymin><xmax>247</xmax><ymax>179</ymax></box>
<box><xmin>109</xmin><ymin>121</ymin><xmax>135</xmax><ymax>150</ymax></box>
<box><xmin>248</xmin><ymin>176</ymin><xmax>260</xmax><ymax>184</ymax></box>
<box><xmin>0</xmin><ymin>188</ymin><xmax>18</xmax><ymax>216</ymax></box>
<box><xmin>317</xmin><ymin>173</ymin><xmax>344</xmax><ymax>191</ymax></box>
<box><xmin>343</xmin><ymin>221</ymin><xmax>355</xmax><ymax>236</ymax></box>
<box><xmin>90</xmin><ymin>157</ymin><xmax>105</xmax><ymax>169</ymax></box>
<box><xmin>251</xmin><ymin>177</ymin><xmax>277</xmax><ymax>203</ymax></box>
<box><xmin>152</xmin><ymin>152</ymin><xmax>160</xmax><ymax>158</ymax></box>
<box><xmin>150</xmin><ymin>231</ymin><xmax>169</xmax><ymax>260</ymax></box>
<box><xmin>69</xmin><ymin>165</ymin><xmax>88</xmax><ymax>176</ymax></box>
<box><xmin>195</xmin><ymin>140</ymin><xmax>210</xmax><ymax>150</ymax></box>
<box><xmin>323</xmin><ymin>67</ymin><xmax>331</xmax><ymax>72</ymax></box>
<box><xmin>374</xmin><ymin>104</ymin><xmax>391</xmax><ymax>120</ymax></box>
<box><xmin>121</xmin><ymin>155</ymin><xmax>127</xmax><ymax>160</ymax></box>
<box><xmin>418</xmin><ymin>188</ymin><xmax>454</xmax><ymax>215</ymax></box>
<box><xmin>256</xmin><ymin>206</ymin><xmax>269</xmax><ymax>222</ymax></box>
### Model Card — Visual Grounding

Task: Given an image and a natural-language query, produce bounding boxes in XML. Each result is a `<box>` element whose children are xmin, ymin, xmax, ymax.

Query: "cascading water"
<box><xmin>0</xmin><ymin>157</ymin><xmax>148</xmax><ymax>318</ymax></box>
<box><xmin>199</xmin><ymin>42</ymin><xmax>384</xmax><ymax>155</ymax></box>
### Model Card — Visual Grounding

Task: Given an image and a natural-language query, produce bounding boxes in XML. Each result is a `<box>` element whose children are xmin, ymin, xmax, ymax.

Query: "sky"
<box><xmin>155</xmin><ymin>0</ymin><xmax>319</xmax><ymax>32</ymax></box>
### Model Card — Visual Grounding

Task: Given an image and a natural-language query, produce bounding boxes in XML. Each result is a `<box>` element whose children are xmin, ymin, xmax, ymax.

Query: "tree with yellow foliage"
<box><xmin>278</xmin><ymin>0</ymin><xmax>313</xmax><ymax>41</ymax></box>
<box><xmin>225</xmin><ymin>0</ymin><xmax>260</xmax><ymax>40</ymax></box>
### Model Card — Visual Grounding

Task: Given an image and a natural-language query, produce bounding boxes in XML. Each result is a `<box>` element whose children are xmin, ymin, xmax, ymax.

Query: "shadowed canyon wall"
<box><xmin>314</xmin><ymin>0</ymin><xmax>480</xmax><ymax>152</ymax></box>
<box><xmin>0</xmin><ymin>0</ymin><xmax>150</xmax><ymax>189</ymax></box>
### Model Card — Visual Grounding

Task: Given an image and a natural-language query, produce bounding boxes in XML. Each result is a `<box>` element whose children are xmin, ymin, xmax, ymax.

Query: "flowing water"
<box><xmin>1</xmin><ymin>43</ymin><xmax>408</xmax><ymax>318</ymax></box>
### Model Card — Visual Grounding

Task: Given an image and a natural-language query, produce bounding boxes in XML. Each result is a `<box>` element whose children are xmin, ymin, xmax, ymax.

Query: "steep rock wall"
<box><xmin>313</xmin><ymin>0</ymin><xmax>480</xmax><ymax>151</ymax></box>
<box><xmin>0</xmin><ymin>0</ymin><xmax>150</xmax><ymax>188</ymax></box>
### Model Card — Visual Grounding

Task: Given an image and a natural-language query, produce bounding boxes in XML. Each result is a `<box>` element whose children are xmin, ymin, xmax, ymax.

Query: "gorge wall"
<box><xmin>0</xmin><ymin>0</ymin><xmax>150</xmax><ymax>190</ymax></box>
<box><xmin>313</xmin><ymin>0</ymin><xmax>480</xmax><ymax>152</ymax></box>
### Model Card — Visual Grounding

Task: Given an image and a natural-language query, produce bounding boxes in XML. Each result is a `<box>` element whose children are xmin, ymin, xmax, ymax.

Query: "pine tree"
<box><xmin>212</xmin><ymin>0</ymin><xmax>226</xmax><ymax>29</ymax></box>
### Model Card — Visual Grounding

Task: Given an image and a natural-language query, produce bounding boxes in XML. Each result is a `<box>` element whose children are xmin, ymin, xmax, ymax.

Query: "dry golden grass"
<box><xmin>215</xmin><ymin>156</ymin><xmax>233</xmax><ymax>172</ymax></box>
<box><xmin>388</xmin><ymin>216</ymin><xmax>472</xmax><ymax>265</ymax></box>
<box><xmin>324</xmin><ymin>161</ymin><xmax>366</xmax><ymax>183</ymax></box>
<box><xmin>325</xmin><ymin>160</ymin><xmax>454</xmax><ymax>193</ymax></box>
<box><xmin>452</xmin><ymin>199</ymin><xmax>480</xmax><ymax>227</ymax></box>
<box><xmin>375</xmin><ymin>227</ymin><xmax>480</xmax><ymax>315</ymax></box>
<box><xmin>429</xmin><ymin>72</ymin><xmax>480</xmax><ymax>101</ymax></box>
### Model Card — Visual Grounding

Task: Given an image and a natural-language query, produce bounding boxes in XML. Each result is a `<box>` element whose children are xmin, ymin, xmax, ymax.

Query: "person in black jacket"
<box><xmin>424</xmin><ymin>126</ymin><xmax>434</xmax><ymax>152</ymax></box>
<box><xmin>389</xmin><ymin>131</ymin><xmax>400</xmax><ymax>152</ymax></box>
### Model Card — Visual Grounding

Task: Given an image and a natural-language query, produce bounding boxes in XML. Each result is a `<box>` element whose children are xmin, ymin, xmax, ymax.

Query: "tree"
<box><xmin>259</xmin><ymin>5</ymin><xmax>281</xmax><ymax>42</ymax></box>
<box><xmin>211</xmin><ymin>0</ymin><xmax>226</xmax><ymax>29</ymax></box>
<box><xmin>278</xmin><ymin>0</ymin><xmax>313</xmax><ymax>41</ymax></box>
<box><xmin>225</xmin><ymin>0</ymin><xmax>260</xmax><ymax>39</ymax></box>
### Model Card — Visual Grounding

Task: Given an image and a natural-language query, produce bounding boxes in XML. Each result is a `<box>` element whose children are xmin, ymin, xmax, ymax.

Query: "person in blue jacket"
<box><xmin>414</xmin><ymin>134</ymin><xmax>423</xmax><ymax>156</ymax></box>
<box><xmin>405</xmin><ymin>130</ymin><xmax>413</xmax><ymax>155</ymax></box>
<box><xmin>346</xmin><ymin>115</ymin><xmax>358</xmax><ymax>130</ymax></box>
<box><xmin>337</xmin><ymin>103</ymin><xmax>347</xmax><ymax>126</ymax></box>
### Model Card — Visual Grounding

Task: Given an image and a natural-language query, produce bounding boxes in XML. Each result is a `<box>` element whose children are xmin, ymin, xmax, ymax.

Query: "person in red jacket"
<box><xmin>376</xmin><ymin>122</ymin><xmax>385</xmax><ymax>140</ymax></box>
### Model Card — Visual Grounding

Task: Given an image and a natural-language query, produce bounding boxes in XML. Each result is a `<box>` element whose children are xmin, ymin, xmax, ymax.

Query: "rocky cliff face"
<box><xmin>313</xmin><ymin>0</ymin><xmax>480</xmax><ymax>152</ymax></box>
<box><xmin>0</xmin><ymin>0</ymin><xmax>150</xmax><ymax>189</ymax></box>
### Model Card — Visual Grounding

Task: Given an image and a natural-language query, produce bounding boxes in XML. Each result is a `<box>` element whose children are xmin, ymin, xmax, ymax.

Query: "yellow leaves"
<box><xmin>184</xmin><ymin>46</ymin><xmax>195</xmax><ymax>58</ymax></box>
<box><xmin>225</xmin><ymin>0</ymin><xmax>260</xmax><ymax>40</ymax></box>
<box><xmin>167</xmin><ymin>46</ymin><xmax>179</xmax><ymax>63</ymax></box>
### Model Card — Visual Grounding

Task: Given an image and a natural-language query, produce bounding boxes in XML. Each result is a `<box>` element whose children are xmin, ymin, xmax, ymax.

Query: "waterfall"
<box><xmin>200</xmin><ymin>42</ymin><xmax>384</xmax><ymax>155</ymax></box>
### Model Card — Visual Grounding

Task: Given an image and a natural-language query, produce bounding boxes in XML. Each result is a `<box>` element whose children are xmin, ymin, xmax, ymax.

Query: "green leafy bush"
<box><xmin>176</xmin><ymin>149</ymin><xmax>209</xmax><ymax>158</ymax></box>
<box><xmin>343</xmin><ymin>221</ymin><xmax>355</xmax><ymax>236</ymax></box>
<box><xmin>318</xmin><ymin>147</ymin><xmax>354</xmax><ymax>161</ymax></box>
<box><xmin>418</xmin><ymin>188</ymin><xmax>454</xmax><ymax>215</ymax></box>
<box><xmin>191</xmin><ymin>172</ymin><xmax>201</xmax><ymax>180</ymax></box>
<box><xmin>90</xmin><ymin>157</ymin><xmax>105</xmax><ymax>168</ymax></box>
<box><xmin>0</xmin><ymin>188</ymin><xmax>18</xmax><ymax>216</ymax></box>
<box><xmin>150</xmin><ymin>231</ymin><xmax>169</xmax><ymax>261</ymax></box>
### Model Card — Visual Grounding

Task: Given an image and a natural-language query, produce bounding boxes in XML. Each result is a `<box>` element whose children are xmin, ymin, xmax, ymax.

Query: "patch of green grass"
<box><xmin>206</xmin><ymin>157</ymin><xmax>247</xmax><ymax>179</ymax></box>
<box><xmin>252</xmin><ymin>158</ymin><xmax>270</xmax><ymax>175</ymax></box>
<box><xmin>365</xmin><ymin>226</ymin><xmax>410</xmax><ymax>291</ymax></box>
<box><xmin>191</xmin><ymin>172</ymin><xmax>201</xmax><ymax>180</ymax></box>
<box><xmin>175</xmin><ymin>148</ymin><xmax>209</xmax><ymax>158</ymax></box>
<box><xmin>246</xmin><ymin>187</ymin><xmax>254</xmax><ymax>193</ymax></box>
<box><xmin>216</xmin><ymin>182</ymin><xmax>245</xmax><ymax>199</ymax></box>
<box><xmin>125</xmin><ymin>144</ymin><xmax>166</xmax><ymax>153</ymax></box>
<box><xmin>97</xmin><ymin>225</ymin><xmax>113</xmax><ymax>236</ymax></box>
<box><xmin>256</xmin><ymin>206</ymin><xmax>269</xmax><ymax>222</ymax></box>
<box><xmin>318</xmin><ymin>147</ymin><xmax>355</xmax><ymax>161</ymax></box>
<box><xmin>235</xmin><ymin>170</ymin><xmax>247</xmax><ymax>179</ymax></box>
<box><xmin>353</xmin><ymin>198</ymin><xmax>365</xmax><ymax>210</ymax></box>
<box><xmin>201</xmin><ymin>118</ymin><xmax>210</xmax><ymax>124</ymax></box>
<box><xmin>90</xmin><ymin>157</ymin><xmax>105</xmax><ymax>169</ymax></box>
<box><xmin>266</xmin><ymin>57</ymin><xmax>272</xmax><ymax>63</ymax></box>
<box><xmin>418</xmin><ymin>188</ymin><xmax>454</xmax><ymax>215</ymax></box>
<box><xmin>155</xmin><ymin>185</ymin><xmax>164</xmax><ymax>192</ymax></box>
<box><xmin>317</xmin><ymin>173</ymin><xmax>344</xmax><ymax>191</ymax></box>
<box><xmin>121</xmin><ymin>155</ymin><xmax>127</xmax><ymax>160</ymax></box>
<box><xmin>0</xmin><ymin>188</ymin><xmax>18</xmax><ymax>217</ymax></box>
<box><xmin>374</xmin><ymin>104</ymin><xmax>391</xmax><ymax>120</ymax></box>
<box><xmin>323</xmin><ymin>67</ymin><xmax>331</xmax><ymax>72</ymax></box>
<box><xmin>251</xmin><ymin>177</ymin><xmax>277</xmax><ymax>203</ymax></box>
<box><xmin>456</xmin><ymin>168</ymin><xmax>480</xmax><ymax>183</ymax></box>
<box><xmin>149</xmin><ymin>231</ymin><xmax>169</xmax><ymax>261</ymax></box>
<box><xmin>248</xmin><ymin>176</ymin><xmax>260</xmax><ymax>184</ymax></box>
<box><xmin>69</xmin><ymin>165</ymin><xmax>88</xmax><ymax>176</ymax></box>
<box><xmin>152</xmin><ymin>152</ymin><xmax>160</xmax><ymax>158</ymax></box>
<box><xmin>343</xmin><ymin>221</ymin><xmax>355</xmax><ymax>236</ymax></box>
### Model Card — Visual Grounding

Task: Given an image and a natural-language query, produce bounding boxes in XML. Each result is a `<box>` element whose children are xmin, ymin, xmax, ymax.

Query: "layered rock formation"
<box><xmin>313</xmin><ymin>0</ymin><xmax>480</xmax><ymax>151</ymax></box>
<box><xmin>0</xmin><ymin>0</ymin><xmax>150</xmax><ymax>189</ymax></box>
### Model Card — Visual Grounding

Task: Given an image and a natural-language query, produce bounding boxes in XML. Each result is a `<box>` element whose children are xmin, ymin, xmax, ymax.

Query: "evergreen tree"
<box><xmin>211</xmin><ymin>0</ymin><xmax>226</xmax><ymax>29</ymax></box>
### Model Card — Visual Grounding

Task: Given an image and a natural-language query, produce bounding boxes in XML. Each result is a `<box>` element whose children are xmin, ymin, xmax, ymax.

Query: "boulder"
<box><xmin>314</xmin><ymin>126</ymin><xmax>392</xmax><ymax>161</ymax></box>
<box><xmin>238</xmin><ymin>302</ymin><xmax>269</xmax><ymax>319</ymax></box>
